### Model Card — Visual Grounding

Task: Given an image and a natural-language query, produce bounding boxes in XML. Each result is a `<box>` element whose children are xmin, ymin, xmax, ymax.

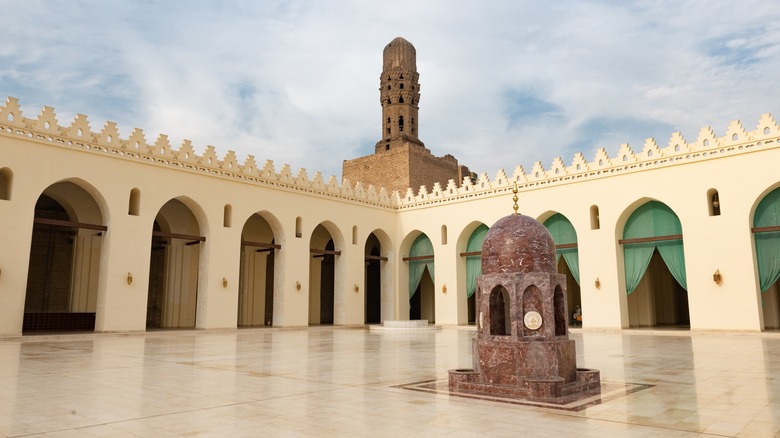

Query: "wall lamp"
<box><xmin>442</xmin><ymin>284</ymin><xmax>447</xmax><ymax>294</ymax></box>
<box><xmin>354</xmin><ymin>284</ymin><xmax>360</xmax><ymax>293</ymax></box>
<box><xmin>223</xmin><ymin>277</ymin><xmax>228</xmax><ymax>288</ymax></box>
<box><xmin>127</xmin><ymin>272</ymin><xmax>133</xmax><ymax>285</ymax></box>
<box><xmin>594</xmin><ymin>277</ymin><xmax>601</xmax><ymax>289</ymax></box>
<box><xmin>296</xmin><ymin>281</ymin><xmax>302</xmax><ymax>291</ymax></box>
<box><xmin>713</xmin><ymin>269</ymin><xmax>723</xmax><ymax>286</ymax></box>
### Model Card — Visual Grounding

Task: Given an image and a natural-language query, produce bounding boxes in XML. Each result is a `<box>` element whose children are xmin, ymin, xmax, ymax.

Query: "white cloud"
<box><xmin>1</xmin><ymin>0</ymin><xmax>779</xmax><ymax>181</ymax></box>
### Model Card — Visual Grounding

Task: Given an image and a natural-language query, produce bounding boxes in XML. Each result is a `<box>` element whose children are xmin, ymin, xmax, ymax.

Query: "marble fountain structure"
<box><xmin>448</xmin><ymin>211</ymin><xmax>601</xmax><ymax>403</ymax></box>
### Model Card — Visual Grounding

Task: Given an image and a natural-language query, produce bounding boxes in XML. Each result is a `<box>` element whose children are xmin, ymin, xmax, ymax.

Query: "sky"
<box><xmin>2</xmin><ymin>1</ymin><xmax>780</xmax><ymax>181</ymax></box>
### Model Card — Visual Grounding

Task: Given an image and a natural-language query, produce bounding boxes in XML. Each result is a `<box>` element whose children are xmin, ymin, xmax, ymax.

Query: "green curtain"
<box><xmin>657</xmin><ymin>241</ymin><xmax>687</xmax><ymax>290</ymax></box>
<box><xmin>623</xmin><ymin>201</ymin><xmax>687</xmax><ymax>294</ymax></box>
<box><xmin>562</xmin><ymin>251</ymin><xmax>580</xmax><ymax>285</ymax></box>
<box><xmin>409</xmin><ymin>234</ymin><xmax>434</xmax><ymax>298</ymax></box>
<box><xmin>543</xmin><ymin>214</ymin><xmax>580</xmax><ymax>286</ymax></box>
<box><xmin>754</xmin><ymin>187</ymin><xmax>780</xmax><ymax>291</ymax></box>
<box><xmin>624</xmin><ymin>243</ymin><xmax>656</xmax><ymax>294</ymax></box>
<box><xmin>466</xmin><ymin>224</ymin><xmax>489</xmax><ymax>298</ymax></box>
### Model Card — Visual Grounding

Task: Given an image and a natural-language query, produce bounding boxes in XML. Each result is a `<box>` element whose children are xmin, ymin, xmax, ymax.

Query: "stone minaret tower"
<box><xmin>375</xmin><ymin>37</ymin><xmax>425</xmax><ymax>152</ymax></box>
<box><xmin>342</xmin><ymin>37</ymin><xmax>469</xmax><ymax>195</ymax></box>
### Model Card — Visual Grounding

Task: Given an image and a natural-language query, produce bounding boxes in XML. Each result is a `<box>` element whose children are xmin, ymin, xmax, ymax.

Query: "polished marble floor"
<box><xmin>1</xmin><ymin>327</ymin><xmax>780</xmax><ymax>437</ymax></box>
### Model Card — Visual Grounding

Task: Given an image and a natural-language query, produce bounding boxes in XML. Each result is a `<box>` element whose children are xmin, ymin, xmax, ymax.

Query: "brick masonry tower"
<box><xmin>376</xmin><ymin>37</ymin><xmax>424</xmax><ymax>152</ymax></box>
<box><xmin>343</xmin><ymin>37</ymin><xmax>470</xmax><ymax>196</ymax></box>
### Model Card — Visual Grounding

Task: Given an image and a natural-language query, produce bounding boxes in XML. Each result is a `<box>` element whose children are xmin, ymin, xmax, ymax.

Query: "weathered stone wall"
<box><xmin>407</xmin><ymin>146</ymin><xmax>461</xmax><ymax>194</ymax></box>
<box><xmin>342</xmin><ymin>143</ymin><xmax>464</xmax><ymax>195</ymax></box>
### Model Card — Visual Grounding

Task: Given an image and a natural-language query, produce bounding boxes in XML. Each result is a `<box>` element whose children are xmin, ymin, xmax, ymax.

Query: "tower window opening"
<box><xmin>387</xmin><ymin>85</ymin><xmax>391</xmax><ymax>90</ymax></box>
<box><xmin>386</xmin><ymin>98</ymin><xmax>391</xmax><ymax>105</ymax></box>
<box><xmin>385</xmin><ymin>144</ymin><xmax>390</xmax><ymax>151</ymax></box>
<box><xmin>399</xmin><ymin>96</ymin><xmax>404</xmax><ymax>103</ymax></box>
<box><xmin>398</xmin><ymin>116</ymin><xmax>404</xmax><ymax>132</ymax></box>
<box><xmin>399</xmin><ymin>83</ymin><xmax>404</xmax><ymax>89</ymax></box>
<box><xmin>387</xmin><ymin>117</ymin><xmax>390</xmax><ymax>124</ymax></box>
<box><xmin>399</xmin><ymin>74</ymin><xmax>404</xmax><ymax>79</ymax></box>
<box><xmin>386</xmin><ymin>128</ymin><xmax>390</xmax><ymax>134</ymax></box>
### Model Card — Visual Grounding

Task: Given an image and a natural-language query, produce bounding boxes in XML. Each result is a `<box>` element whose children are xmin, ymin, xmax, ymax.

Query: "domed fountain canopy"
<box><xmin>481</xmin><ymin>214</ymin><xmax>557</xmax><ymax>275</ymax></box>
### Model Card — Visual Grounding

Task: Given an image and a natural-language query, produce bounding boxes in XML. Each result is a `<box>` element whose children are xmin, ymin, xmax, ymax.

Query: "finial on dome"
<box><xmin>512</xmin><ymin>181</ymin><xmax>519</xmax><ymax>215</ymax></box>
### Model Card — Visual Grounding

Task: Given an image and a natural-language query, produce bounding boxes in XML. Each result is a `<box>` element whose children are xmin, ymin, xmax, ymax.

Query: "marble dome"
<box><xmin>481</xmin><ymin>213</ymin><xmax>557</xmax><ymax>275</ymax></box>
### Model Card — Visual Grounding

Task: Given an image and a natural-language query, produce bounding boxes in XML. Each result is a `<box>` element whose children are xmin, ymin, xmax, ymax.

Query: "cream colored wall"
<box><xmin>395</xmin><ymin>144</ymin><xmax>780</xmax><ymax>331</ymax></box>
<box><xmin>2</xmin><ymin>98</ymin><xmax>779</xmax><ymax>334</ymax></box>
<box><xmin>0</xmin><ymin>128</ymin><xmax>397</xmax><ymax>334</ymax></box>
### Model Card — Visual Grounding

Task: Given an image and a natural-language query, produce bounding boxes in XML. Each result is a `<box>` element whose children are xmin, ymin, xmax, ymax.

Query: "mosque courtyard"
<box><xmin>0</xmin><ymin>326</ymin><xmax>778</xmax><ymax>437</ymax></box>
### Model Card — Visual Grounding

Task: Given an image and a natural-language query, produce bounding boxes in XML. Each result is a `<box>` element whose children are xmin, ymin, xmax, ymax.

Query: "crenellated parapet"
<box><xmin>396</xmin><ymin>113</ymin><xmax>780</xmax><ymax>209</ymax></box>
<box><xmin>2</xmin><ymin>96</ymin><xmax>779</xmax><ymax>211</ymax></box>
<box><xmin>0</xmin><ymin>97</ymin><xmax>396</xmax><ymax>208</ymax></box>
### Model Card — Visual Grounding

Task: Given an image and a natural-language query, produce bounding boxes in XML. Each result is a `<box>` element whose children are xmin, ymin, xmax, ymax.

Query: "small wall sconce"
<box><xmin>713</xmin><ymin>269</ymin><xmax>723</xmax><ymax>285</ymax></box>
<box><xmin>594</xmin><ymin>277</ymin><xmax>600</xmax><ymax>289</ymax></box>
<box><xmin>442</xmin><ymin>284</ymin><xmax>447</xmax><ymax>294</ymax></box>
<box><xmin>354</xmin><ymin>284</ymin><xmax>360</xmax><ymax>293</ymax></box>
<box><xmin>296</xmin><ymin>281</ymin><xmax>301</xmax><ymax>291</ymax></box>
<box><xmin>127</xmin><ymin>272</ymin><xmax>133</xmax><ymax>285</ymax></box>
<box><xmin>222</xmin><ymin>277</ymin><xmax>228</xmax><ymax>288</ymax></box>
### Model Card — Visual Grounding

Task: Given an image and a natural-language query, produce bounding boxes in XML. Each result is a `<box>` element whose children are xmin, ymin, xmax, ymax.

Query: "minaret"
<box><xmin>343</xmin><ymin>37</ymin><xmax>469</xmax><ymax>195</ymax></box>
<box><xmin>375</xmin><ymin>37</ymin><xmax>425</xmax><ymax>152</ymax></box>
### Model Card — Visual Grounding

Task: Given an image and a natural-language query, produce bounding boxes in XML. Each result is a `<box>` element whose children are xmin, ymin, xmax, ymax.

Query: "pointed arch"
<box><xmin>146</xmin><ymin>197</ymin><xmax>207</xmax><ymax>329</ymax></box>
<box><xmin>753</xmin><ymin>187</ymin><xmax>780</xmax><ymax>292</ymax></box>
<box><xmin>408</xmin><ymin>234</ymin><xmax>434</xmax><ymax>298</ymax></box>
<box><xmin>619</xmin><ymin>200</ymin><xmax>689</xmax><ymax>328</ymax></box>
<box><xmin>24</xmin><ymin>179</ymin><xmax>108</xmax><ymax>332</ymax></box>
<box><xmin>238</xmin><ymin>211</ymin><xmax>281</xmax><ymax>327</ymax></box>
<box><xmin>365</xmin><ymin>228</ymin><xmax>394</xmax><ymax>323</ymax></box>
<box><xmin>455</xmin><ymin>222</ymin><xmax>488</xmax><ymax>325</ymax></box>
<box><xmin>308</xmin><ymin>221</ymin><xmax>346</xmax><ymax>325</ymax></box>
<box><xmin>543</xmin><ymin>213</ymin><xmax>580</xmax><ymax>285</ymax></box>
<box><xmin>489</xmin><ymin>286</ymin><xmax>510</xmax><ymax>336</ymax></box>
<box><xmin>621</xmin><ymin>201</ymin><xmax>687</xmax><ymax>294</ymax></box>
<box><xmin>402</xmin><ymin>231</ymin><xmax>435</xmax><ymax>321</ymax></box>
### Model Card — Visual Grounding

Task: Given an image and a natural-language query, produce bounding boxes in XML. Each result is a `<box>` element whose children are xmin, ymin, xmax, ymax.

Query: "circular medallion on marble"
<box><xmin>524</xmin><ymin>311</ymin><xmax>542</xmax><ymax>330</ymax></box>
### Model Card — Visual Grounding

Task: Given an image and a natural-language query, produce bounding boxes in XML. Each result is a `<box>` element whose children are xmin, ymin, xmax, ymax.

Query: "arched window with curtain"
<box><xmin>753</xmin><ymin>187</ymin><xmax>780</xmax><ymax>292</ymax></box>
<box><xmin>543</xmin><ymin>214</ymin><xmax>579</xmax><ymax>285</ymax></box>
<box><xmin>407</xmin><ymin>234</ymin><xmax>434</xmax><ymax>299</ymax></box>
<box><xmin>621</xmin><ymin>201</ymin><xmax>687</xmax><ymax>294</ymax></box>
<box><xmin>465</xmin><ymin>224</ymin><xmax>489</xmax><ymax>299</ymax></box>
